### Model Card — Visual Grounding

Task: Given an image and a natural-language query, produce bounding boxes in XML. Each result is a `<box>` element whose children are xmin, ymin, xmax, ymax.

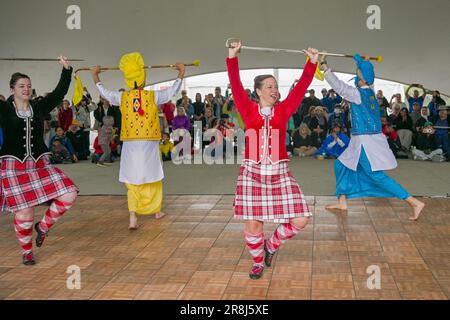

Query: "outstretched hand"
<box><xmin>58</xmin><ymin>56</ymin><xmax>71</xmax><ymax>70</ymax></box>
<box><xmin>228</xmin><ymin>41</ymin><xmax>242</xmax><ymax>58</ymax></box>
<box><xmin>90</xmin><ymin>65</ymin><xmax>102</xmax><ymax>75</ymax></box>
<box><xmin>174</xmin><ymin>62</ymin><xmax>186</xmax><ymax>79</ymax></box>
<box><xmin>304</xmin><ymin>48</ymin><xmax>319</xmax><ymax>64</ymax></box>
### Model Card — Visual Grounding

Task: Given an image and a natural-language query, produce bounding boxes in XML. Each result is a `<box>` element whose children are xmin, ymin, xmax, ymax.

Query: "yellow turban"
<box><xmin>119</xmin><ymin>52</ymin><xmax>146</xmax><ymax>89</ymax></box>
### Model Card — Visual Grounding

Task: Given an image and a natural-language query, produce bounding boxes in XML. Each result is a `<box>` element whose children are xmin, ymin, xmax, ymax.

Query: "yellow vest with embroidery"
<box><xmin>120</xmin><ymin>89</ymin><xmax>161</xmax><ymax>141</ymax></box>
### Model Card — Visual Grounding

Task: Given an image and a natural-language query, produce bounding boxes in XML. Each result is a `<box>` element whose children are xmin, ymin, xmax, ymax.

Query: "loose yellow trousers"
<box><xmin>125</xmin><ymin>181</ymin><xmax>162</xmax><ymax>215</ymax></box>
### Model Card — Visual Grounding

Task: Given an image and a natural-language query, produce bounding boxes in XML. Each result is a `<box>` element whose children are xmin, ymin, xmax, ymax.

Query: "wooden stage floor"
<box><xmin>0</xmin><ymin>195</ymin><xmax>449</xmax><ymax>300</ymax></box>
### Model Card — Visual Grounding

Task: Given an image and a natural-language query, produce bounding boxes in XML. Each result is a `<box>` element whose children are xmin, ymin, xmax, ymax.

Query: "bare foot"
<box><xmin>409</xmin><ymin>201</ymin><xmax>425</xmax><ymax>221</ymax></box>
<box><xmin>128</xmin><ymin>213</ymin><xmax>139</xmax><ymax>230</ymax></box>
<box><xmin>155</xmin><ymin>212</ymin><xmax>166</xmax><ymax>219</ymax></box>
<box><xmin>325</xmin><ymin>203</ymin><xmax>348</xmax><ymax>214</ymax></box>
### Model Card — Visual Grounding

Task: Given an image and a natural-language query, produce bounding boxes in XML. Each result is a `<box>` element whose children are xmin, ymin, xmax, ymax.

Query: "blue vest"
<box><xmin>350</xmin><ymin>88</ymin><xmax>382</xmax><ymax>135</ymax></box>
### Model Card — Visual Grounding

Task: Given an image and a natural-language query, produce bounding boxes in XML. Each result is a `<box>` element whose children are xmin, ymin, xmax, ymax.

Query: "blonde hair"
<box><xmin>297</xmin><ymin>123</ymin><xmax>311</xmax><ymax>136</ymax></box>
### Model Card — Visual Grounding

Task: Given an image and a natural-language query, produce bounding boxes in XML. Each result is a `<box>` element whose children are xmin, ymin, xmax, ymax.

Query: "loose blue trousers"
<box><xmin>334</xmin><ymin>147</ymin><xmax>410</xmax><ymax>200</ymax></box>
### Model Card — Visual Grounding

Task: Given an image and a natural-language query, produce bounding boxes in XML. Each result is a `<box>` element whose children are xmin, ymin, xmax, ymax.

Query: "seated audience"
<box><xmin>412</xmin><ymin>122</ymin><xmax>444</xmax><ymax>162</ymax></box>
<box><xmin>49</xmin><ymin>127</ymin><xmax>78</xmax><ymax>163</ymax></box>
<box><xmin>382</xmin><ymin>117</ymin><xmax>408</xmax><ymax>159</ymax></box>
<box><xmin>434</xmin><ymin>106</ymin><xmax>450</xmax><ymax>158</ymax></box>
<box><xmin>66</xmin><ymin>121</ymin><xmax>90</xmax><ymax>160</ymax></box>
<box><xmin>292</xmin><ymin>123</ymin><xmax>319</xmax><ymax>157</ymax></box>
<box><xmin>316</xmin><ymin>121</ymin><xmax>349</xmax><ymax>159</ymax></box>
<box><xmin>160</xmin><ymin>132</ymin><xmax>174</xmax><ymax>162</ymax></box>
<box><xmin>394</xmin><ymin>107</ymin><xmax>414</xmax><ymax>150</ymax></box>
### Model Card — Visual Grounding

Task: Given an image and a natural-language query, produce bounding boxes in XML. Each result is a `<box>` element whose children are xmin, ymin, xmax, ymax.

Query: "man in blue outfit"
<box><xmin>319</xmin><ymin>53</ymin><xmax>425</xmax><ymax>221</ymax></box>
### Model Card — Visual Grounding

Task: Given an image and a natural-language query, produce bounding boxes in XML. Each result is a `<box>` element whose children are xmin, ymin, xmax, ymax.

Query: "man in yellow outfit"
<box><xmin>91</xmin><ymin>52</ymin><xmax>185</xmax><ymax>229</ymax></box>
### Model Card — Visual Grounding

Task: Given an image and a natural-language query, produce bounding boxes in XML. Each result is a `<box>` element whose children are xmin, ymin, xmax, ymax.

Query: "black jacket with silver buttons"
<box><xmin>0</xmin><ymin>67</ymin><xmax>72</xmax><ymax>163</ymax></box>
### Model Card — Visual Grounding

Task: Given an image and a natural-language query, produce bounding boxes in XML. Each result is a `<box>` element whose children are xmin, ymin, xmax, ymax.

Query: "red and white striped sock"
<box><xmin>244</xmin><ymin>231</ymin><xmax>264</xmax><ymax>267</ymax></box>
<box><xmin>38</xmin><ymin>199</ymin><xmax>73</xmax><ymax>233</ymax></box>
<box><xmin>14</xmin><ymin>216</ymin><xmax>34</xmax><ymax>254</ymax></box>
<box><xmin>266</xmin><ymin>222</ymin><xmax>301</xmax><ymax>254</ymax></box>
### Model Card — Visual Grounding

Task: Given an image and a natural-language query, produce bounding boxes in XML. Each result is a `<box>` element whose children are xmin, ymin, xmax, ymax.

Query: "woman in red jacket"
<box><xmin>227</xmin><ymin>42</ymin><xmax>318</xmax><ymax>279</ymax></box>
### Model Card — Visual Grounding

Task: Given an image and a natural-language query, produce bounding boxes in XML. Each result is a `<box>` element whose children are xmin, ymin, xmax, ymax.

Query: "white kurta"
<box><xmin>96</xmin><ymin>79</ymin><xmax>182</xmax><ymax>184</ymax></box>
<box><xmin>323</xmin><ymin>69</ymin><xmax>397</xmax><ymax>171</ymax></box>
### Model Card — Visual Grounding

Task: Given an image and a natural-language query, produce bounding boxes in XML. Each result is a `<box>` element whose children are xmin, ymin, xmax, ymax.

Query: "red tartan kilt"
<box><xmin>0</xmin><ymin>156</ymin><xmax>78</xmax><ymax>213</ymax></box>
<box><xmin>233</xmin><ymin>161</ymin><xmax>312</xmax><ymax>223</ymax></box>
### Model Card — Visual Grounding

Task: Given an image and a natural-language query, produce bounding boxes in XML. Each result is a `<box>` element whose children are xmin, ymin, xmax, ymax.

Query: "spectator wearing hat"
<box><xmin>434</xmin><ymin>105</ymin><xmax>450</xmax><ymax>157</ymax></box>
<box><xmin>412</xmin><ymin>122</ymin><xmax>444</xmax><ymax>162</ymax></box>
<box><xmin>316</xmin><ymin>121</ymin><xmax>349</xmax><ymax>159</ymax></box>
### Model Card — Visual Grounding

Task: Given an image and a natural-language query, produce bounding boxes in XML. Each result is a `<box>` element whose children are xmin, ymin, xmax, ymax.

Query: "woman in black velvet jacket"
<box><xmin>0</xmin><ymin>56</ymin><xmax>78</xmax><ymax>266</ymax></box>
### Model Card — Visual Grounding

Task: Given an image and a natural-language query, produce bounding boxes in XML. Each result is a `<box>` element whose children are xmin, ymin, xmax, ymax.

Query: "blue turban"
<box><xmin>354</xmin><ymin>54</ymin><xmax>375</xmax><ymax>86</ymax></box>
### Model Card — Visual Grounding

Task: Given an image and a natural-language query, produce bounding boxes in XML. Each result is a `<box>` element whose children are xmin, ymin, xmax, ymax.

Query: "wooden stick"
<box><xmin>0</xmin><ymin>58</ymin><xmax>85</xmax><ymax>61</ymax></box>
<box><xmin>74</xmin><ymin>60</ymin><xmax>200</xmax><ymax>74</ymax></box>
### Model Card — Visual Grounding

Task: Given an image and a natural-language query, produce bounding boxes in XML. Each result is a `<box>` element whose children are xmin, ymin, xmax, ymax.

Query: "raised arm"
<box><xmin>320</xmin><ymin>54</ymin><xmax>361</xmax><ymax>105</ymax></box>
<box><xmin>419</xmin><ymin>84</ymin><xmax>427</xmax><ymax>99</ymax></box>
<box><xmin>155</xmin><ymin>63</ymin><xmax>185</xmax><ymax>105</ymax></box>
<box><xmin>323</xmin><ymin>70</ymin><xmax>361</xmax><ymax>105</ymax></box>
<box><xmin>405</xmin><ymin>85</ymin><xmax>413</xmax><ymax>100</ymax></box>
<box><xmin>38</xmin><ymin>56</ymin><xmax>73</xmax><ymax>114</ymax></box>
<box><xmin>90</xmin><ymin>66</ymin><xmax>121</xmax><ymax>106</ymax></box>
<box><xmin>155</xmin><ymin>79</ymin><xmax>182</xmax><ymax>105</ymax></box>
<box><xmin>227</xmin><ymin>41</ymin><xmax>252</xmax><ymax>121</ymax></box>
<box><xmin>281</xmin><ymin>48</ymin><xmax>319</xmax><ymax>118</ymax></box>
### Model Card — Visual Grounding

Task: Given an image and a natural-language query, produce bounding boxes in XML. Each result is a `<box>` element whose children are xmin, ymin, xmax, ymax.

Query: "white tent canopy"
<box><xmin>0</xmin><ymin>0</ymin><xmax>449</xmax><ymax>99</ymax></box>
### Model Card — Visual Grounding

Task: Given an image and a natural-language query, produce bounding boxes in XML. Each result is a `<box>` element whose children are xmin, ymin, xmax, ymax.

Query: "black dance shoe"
<box><xmin>264</xmin><ymin>240</ymin><xmax>275</xmax><ymax>267</ymax></box>
<box><xmin>34</xmin><ymin>223</ymin><xmax>47</xmax><ymax>248</ymax></box>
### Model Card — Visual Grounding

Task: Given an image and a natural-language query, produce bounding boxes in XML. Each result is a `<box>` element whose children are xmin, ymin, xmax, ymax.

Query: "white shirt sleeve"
<box><xmin>154</xmin><ymin>79</ymin><xmax>183</xmax><ymax>105</ymax></box>
<box><xmin>324</xmin><ymin>69</ymin><xmax>361</xmax><ymax>105</ymax></box>
<box><xmin>327</xmin><ymin>140</ymin><xmax>337</xmax><ymax>149</ymax></box>
<box><xmin>337</xmin><ymin>138</ymin><xmax>345</xmax><ymax>147</ymax></box>
<box><xmin>95</xmin><ymin>83</ymin><xmax>122</xmax><ymax>106</ymax></box>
